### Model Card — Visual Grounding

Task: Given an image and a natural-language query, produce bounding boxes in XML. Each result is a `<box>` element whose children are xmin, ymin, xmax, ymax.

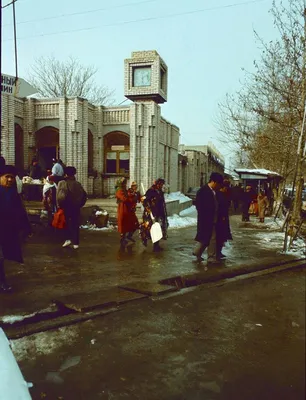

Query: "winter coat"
<box><xmin>195</xmin><ymin>184</ymin><xmax>218</xmax><ymax>246</ymax></box>
<box><xmin>29</xmin><ymin>164</ymin><xmax>43</xmax><ymax>180</ymax></box>
<box><xmin>116</xmin><ymin>189</ymin><xmax>139</xmax><ymax>234</ymax></box>
<box><xmin>257</xmin><ymin>194</ymin><xmax>269</xmax><ymax>219</ymax></box>
<box><xmin>216</xmin><ymin>190</ymin><xmax>233</xmax><ymax>244</ymax></box>
<box><xmin>0</xmin><ymin>186</ymin><xmax>32</xmax><ymax>263</ymax></box>
<box><xmin>57</xmin><ymin>178</ymin><xmax>87</xmax><ymax>211</ymax></box>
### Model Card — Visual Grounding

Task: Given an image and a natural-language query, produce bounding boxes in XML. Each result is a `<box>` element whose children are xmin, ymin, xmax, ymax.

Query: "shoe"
<box><xmin>62</xmin><ymin>240</ymin><xmax>72</xmax><ymax>248</ymax></box>
<box><xmin>153</xmin><ymin>244</ymin><xmax>164</xmax><ymax>252</ymax></box>
<box><xmin>72</xmin><ymin>245</ymin><xmax>79</xmax><ymax>249</ymax></box>
<box><xmin>192</xmin><ymin>252</ymin><xmax>204</xmax><ymax>262</ymax></box>
<box><xmin>0</xmin><ymin>283</ymin><xmax>12</xmax><ymax>293</ymax></box>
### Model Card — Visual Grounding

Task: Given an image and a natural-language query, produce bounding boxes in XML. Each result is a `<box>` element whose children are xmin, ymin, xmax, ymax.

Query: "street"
<box><xmin>11</xmin><ymin>268</ymin><xmax>305</xmax><ymax>400</ymax></box>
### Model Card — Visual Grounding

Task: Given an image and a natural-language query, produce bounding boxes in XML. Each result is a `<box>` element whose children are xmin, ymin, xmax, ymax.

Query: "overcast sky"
<box><xmin>2</xmin><ymin>0</ymin><xmax>286</xmax><ymax>167</ymax></box>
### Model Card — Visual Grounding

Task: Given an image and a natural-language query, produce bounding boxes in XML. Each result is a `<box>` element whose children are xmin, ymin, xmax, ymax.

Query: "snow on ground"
<box><xmin>253</xmin><ymin>229</ymin><xmax>306</xmax><ymax>257</ymax></box>
<box><xmin>80</xmin><ymin>223</ymin><xmax>115</xmax><ymax>232</ymax></box>
<box><xmin>10</xmin><ymin>326</ymin><xmax>79</xmax><ymax>362</ymax></box>
<box><xmin>165</xmin><ymin>191</ymin><xmax>192</xmax><ymax>203</ymax></box>
<box><xmin>168</xmin><ymin>206</ymin><xmax>197</xmax><ymax>229</ymax></box>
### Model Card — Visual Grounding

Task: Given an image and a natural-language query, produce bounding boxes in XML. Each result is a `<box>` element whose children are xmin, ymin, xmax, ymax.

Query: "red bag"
<box><xmin>52</xmin><ymin>208</ymin><xmax>66</xmax><ymax>229</ymax></box>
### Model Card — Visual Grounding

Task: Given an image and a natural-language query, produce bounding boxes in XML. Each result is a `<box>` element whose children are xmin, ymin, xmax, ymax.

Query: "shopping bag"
<box><xmin>150</xmin><ymin>213</ymin><xmax>163</xmax><ymax>243</ymax></box>
<box><xmin>52</xmin><ymin>208</ymin><xmax>66</xmax><ymax>229</ymax></box>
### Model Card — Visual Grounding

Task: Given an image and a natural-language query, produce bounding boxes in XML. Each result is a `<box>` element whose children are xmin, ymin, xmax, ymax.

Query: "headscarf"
<box><xmin>0</xmin><ymin>165</ymin><xmax>17</xmax><ymax>177</ymax></box>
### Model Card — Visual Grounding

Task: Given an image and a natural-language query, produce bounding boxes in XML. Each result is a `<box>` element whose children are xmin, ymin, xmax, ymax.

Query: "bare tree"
<box><xmin>27</xmin><ymin>56</ymin><xmax>115</xmax><ymax>105</ymax></box>
<box><xmin>216</xmin><ymin>0</ymin><xmax>306</xmax><ymax>225</ymax></box>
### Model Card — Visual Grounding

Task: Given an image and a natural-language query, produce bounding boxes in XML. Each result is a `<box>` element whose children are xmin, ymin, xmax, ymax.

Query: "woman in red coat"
<box><xmin>116</xmin><ymin>178</ymin><xmax>139</xmax><ymax>246</ymax></box>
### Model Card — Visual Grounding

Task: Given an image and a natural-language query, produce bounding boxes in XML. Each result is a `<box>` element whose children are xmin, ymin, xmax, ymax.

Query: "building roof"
<box><xmin>234</xmin><ymin>168</ymin><xmax>282</xmax><ymax>178</ymax></box>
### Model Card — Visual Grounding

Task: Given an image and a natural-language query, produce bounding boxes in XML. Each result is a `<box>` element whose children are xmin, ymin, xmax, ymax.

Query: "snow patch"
<box><xmin>165</xmin><ymin>191</ymin><xmax>192</xmax><ymax>204</ymax></box>
<box><xmin>168</xmin><ymin>213</ymin><xmax>197</xmax><ymax>229</ymax></box>
<box><xmin>80</xmin><ymin>223</ymin><xmax>115</xmax><ymax>231</ymax></box>
<box><xmin>10</xmin><ymin>326</ymin><xmax>79</xmax><ymax>362</ymax></box>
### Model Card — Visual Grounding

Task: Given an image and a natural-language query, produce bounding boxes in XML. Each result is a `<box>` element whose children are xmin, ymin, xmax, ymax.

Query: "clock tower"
<box><xmin>124</xmin><ymin>50</ymin><xmax>168</xmax><ymax>103</ymax></box>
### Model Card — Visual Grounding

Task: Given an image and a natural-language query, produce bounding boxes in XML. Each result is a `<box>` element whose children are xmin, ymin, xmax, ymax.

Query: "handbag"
<box><xmin>52</xmin><ymin>208</ymin><xmax>66</xmax><ymax>229</ymax></box>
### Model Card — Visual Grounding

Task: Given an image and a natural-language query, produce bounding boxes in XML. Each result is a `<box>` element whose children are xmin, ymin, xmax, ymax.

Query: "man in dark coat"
<box><xmin>0</xmin><ymin>165</ymin><xmax>32</xmax><ymax>293</ymax></box>
<box><xmin>193</xmin><ymin>172</ymin><xmax>223</xmax><ymax>264</ymax></box>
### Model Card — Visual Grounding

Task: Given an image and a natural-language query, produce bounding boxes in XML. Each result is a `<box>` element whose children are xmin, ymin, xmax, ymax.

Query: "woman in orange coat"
<box><xmin>116</xmin><ymin>178</ymin><xmax>139</xmax><ymax>246</ymax></box>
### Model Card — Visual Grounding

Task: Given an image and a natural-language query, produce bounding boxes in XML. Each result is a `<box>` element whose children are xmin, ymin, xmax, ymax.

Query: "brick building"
<box><xmin>1</xmin><ymin>51</ymin><xmax>225</xmax><ymax>197</ymax></box>
<box><xmin>0</xmin><ymin>51</ymin><xmax>179</xmax><ymax>196</ymax></box>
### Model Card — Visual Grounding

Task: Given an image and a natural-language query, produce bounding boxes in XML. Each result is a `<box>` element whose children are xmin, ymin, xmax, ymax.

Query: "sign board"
<box><xmin>1</xmin><ymin>74</ymin><xmax>37</xmax><ymax>97</ymax></box>
<box><xmin>111</xmin><ymin>145</ymin><xmax>125</xmax><ymax>151</ymax></box>
<box><xmin>240</xmin><ymin>174</ymin><xmax>267</xmax><ymax>180</ymax></box>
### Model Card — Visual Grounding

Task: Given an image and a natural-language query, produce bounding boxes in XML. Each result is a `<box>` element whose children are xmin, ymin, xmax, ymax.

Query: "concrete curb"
<box><xmin>3</xmin><ymin>258</ymin><xmax>305</xmax><ymax>340</ymax></box>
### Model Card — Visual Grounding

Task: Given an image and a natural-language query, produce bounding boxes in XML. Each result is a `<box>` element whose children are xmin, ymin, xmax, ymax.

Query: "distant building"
<box><xmin>178</xmin><ymin>144</ymin><xmax>225</xmax><ymax>190</ymax></box>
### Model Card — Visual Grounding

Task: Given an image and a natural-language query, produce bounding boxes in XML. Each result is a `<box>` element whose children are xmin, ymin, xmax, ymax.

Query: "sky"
<box><xmin>1</xmin><ymin>0</ymin><xmax>286</xmax><ymax>168</ymax></box>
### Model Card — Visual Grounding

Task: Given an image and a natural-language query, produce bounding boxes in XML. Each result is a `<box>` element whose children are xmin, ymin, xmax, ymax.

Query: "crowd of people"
<box><xmin>0</xmin><ymin>152</ymin><xmax>272</xmax><ymax>294</ymax></box>
<box><xmin>0</xmin><ymin>156</ymin><xmax>87</xmax><ymax>293</ymax></box>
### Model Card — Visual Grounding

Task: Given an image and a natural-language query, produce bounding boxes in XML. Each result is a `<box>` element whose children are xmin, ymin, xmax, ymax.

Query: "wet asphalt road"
<box><xmin>1</xmin><ymin>214</ymin><xmax>301</xmax><ymax>318</ymax></box>
<box><xmin>13</xmin><ymin>268</ymin><xmax>305</xmax><ymax>400</ymax></box>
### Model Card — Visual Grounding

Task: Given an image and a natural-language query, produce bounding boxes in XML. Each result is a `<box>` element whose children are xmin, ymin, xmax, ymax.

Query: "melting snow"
<box><xmin>10</xmin><ymin>326</ymin><xmax>79</xmax><ymax>362</ymax></box>
<box><xmin>165</xmin><ymin>191</ymin><xmax>192</xmax><ymax>204</ymax></box>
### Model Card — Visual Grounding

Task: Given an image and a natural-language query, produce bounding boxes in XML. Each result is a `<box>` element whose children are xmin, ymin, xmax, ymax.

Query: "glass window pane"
<box><xmin>119</xmin><ymin>152</ymin><xmax>129</xmax><ymax>160</ymax></box>
<box><xmin>107</xmin><ymin>152</ymin><xmax>117</xmax><ymax>160</ymax></box>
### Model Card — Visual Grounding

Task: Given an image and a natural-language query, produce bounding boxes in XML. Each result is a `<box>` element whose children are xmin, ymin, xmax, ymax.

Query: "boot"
<box><xmin>120</xmin><ymin>234</ymin><xmax>127</xmax><ymax>247</ymax></box>
<box><xmin>153</xmin><ymin>242</ymin><xmax>164</xmax><ymax>252</ymax></box>
<box><xmin>0</xmin><ymin>260</ymin><xmax>12</xmax><ymax>293</ymax></box>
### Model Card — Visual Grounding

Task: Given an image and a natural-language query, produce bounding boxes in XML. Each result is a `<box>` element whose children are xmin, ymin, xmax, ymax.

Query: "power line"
<box><xmin>3</xmin><ymin>0</ymin><xmax>268</xmax><ymax>42</ymax></box>
<box><xmin>2</xmin><ymin>0</ymin><xmax>158</xmax><ymax>26</ymax></box>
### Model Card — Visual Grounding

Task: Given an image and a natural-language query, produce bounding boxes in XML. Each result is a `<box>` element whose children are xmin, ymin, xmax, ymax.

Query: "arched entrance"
<box><xmin>104</xmin><ymin>131</ymin><xmax>130</xmax><ymax>174</ymax></box>
<box><xmin>35</xmin><ymin>126</ymin><xmax>59</xmax><ymax>172</ymax></box>
<box><xmin>14</xmin><ymin>123</ymin><xmax>24</xmax><ymax>173</ymax></box>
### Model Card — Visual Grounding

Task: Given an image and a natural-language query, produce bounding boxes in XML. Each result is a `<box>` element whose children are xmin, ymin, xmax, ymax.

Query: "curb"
<box><xmin>3</xmin><ymin>258</ymin><xmax>305</xmax><ymax>340</ymax></box>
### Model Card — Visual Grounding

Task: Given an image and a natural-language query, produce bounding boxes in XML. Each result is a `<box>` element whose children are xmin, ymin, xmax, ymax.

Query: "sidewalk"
<box><xmin>0</xmin><ymin>212</ymin><xmax>305</xmax><ymax>330</ymax></box>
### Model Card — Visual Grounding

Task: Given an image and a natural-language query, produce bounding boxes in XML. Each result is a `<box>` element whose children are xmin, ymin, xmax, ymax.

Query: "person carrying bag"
<box><xmin>56</xmin><ymin>166</ymin><xmax>87</xmax><ymax>249</ymax></box>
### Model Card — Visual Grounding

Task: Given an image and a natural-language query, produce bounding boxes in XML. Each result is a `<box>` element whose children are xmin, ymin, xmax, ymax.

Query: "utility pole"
<box><xmin>0</xmin><ymin>0</ymin><xmax>3</xmax><ymax>154</ymax></box>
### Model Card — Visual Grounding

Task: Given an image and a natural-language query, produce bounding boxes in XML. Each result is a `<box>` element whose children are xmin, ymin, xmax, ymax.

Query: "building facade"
<box><xmin>178</xmin><ymin>144</ymin><xmax>225</xmax><ymax>191</ymax></box>
<box><xmin>0</xmin><ymin>51</ymin><xmax>180</xmax><ymax>196</ymax></box>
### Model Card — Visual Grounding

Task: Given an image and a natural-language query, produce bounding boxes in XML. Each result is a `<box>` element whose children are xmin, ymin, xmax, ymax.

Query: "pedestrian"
<box><xmin>231</xmin><ymin>184</ymin><xmax>242</xmax><ymax>212</ymax></box>
<box><xmin>257</xmin><ymin>190</ymin><xmax>269</xmax><ymax>223</ymax></box>
<box><xmin>193</xmin><ymin>172</ymin><xmax>223</xmax><ymax>264</ymax></box>
<box><xmin>51</xmin><ymin>158</ymin><xmax>65</xmax><ymax>183</ymax></box>
<box><xmin>57</xmin><ymin>166</ymin><xmax>87</xmax><ymax>249</ymax></box>
<box><xmin>241</xmin><ymin>186</ymin><xmax>253</xmax><ymax>222</ymax></box>
<box><xmin>126</xmin><ymin>181</ymin><xmax>141</xmax><ymax>242</ymax></box>
<box><xmin>116</xmin><ymin>178</ymin><xmax>139</xmax><ymax>246</ymax></box>
<box><xmin>216</xmin><ymin>180</ymin><xmax>233</xmax><ymax>259</ymax></box>
<box><xmin>42</xmin><ymin>175</ymin><xmax>57</xmax><ymax>226</ymax></box>
<box><xmin>28</xmin><ymin>158</ymin><xmax>43</xmax><ymax>180</ymax></box>
<box><xmin>0</xmin><ymin>165</ymin><xmax>32</xmax><ymax>293</ymax></box>
<box><xmin>140</xmin><ymin>178</ymin><xmax>168</xmax><ymax>252</ymax></box>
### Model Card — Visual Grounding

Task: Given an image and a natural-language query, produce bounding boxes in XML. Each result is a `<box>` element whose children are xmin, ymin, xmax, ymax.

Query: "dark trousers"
<box><xmin>0</xmin><ymin>246</ymin><xmax>6</xmax><ymax>284</ymax></box>
<box><xmin>65</xmin><ymin>208</ymin><xmax>80</xmax><ymax>245</ymax></box>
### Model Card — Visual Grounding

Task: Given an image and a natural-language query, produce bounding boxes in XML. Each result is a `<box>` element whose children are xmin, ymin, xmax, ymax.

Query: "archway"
<box><xmin>103</xmin><ymin>131</ymin><xmax>130</xmax><ymax>174</ymax></box>
<box><xmin>35</xmin><ymin>126</ymin><xmax>59</xmax><ymax>172</ymax></box>
<box><xmin>14</xmin><ymin>123</ymin><xmax>24</xmax><ymax>173</ymax></box>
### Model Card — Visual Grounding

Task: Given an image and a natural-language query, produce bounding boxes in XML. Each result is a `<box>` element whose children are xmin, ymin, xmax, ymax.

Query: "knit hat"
<box><xmin>0</xmin><ymin>165</ymin><xmax>17</xmax><ymax>176</ymax></box>
<box><xmin>131</xmin><ymin>181</ymin><xmax>137</xmax><ymax>186</ymax></box>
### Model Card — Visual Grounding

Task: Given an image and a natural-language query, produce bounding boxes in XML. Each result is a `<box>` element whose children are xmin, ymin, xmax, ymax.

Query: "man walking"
<box><xmin>193</xmin><ymin>172</ymin><xmax>223</xmax><ymax>264</ymax></box>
